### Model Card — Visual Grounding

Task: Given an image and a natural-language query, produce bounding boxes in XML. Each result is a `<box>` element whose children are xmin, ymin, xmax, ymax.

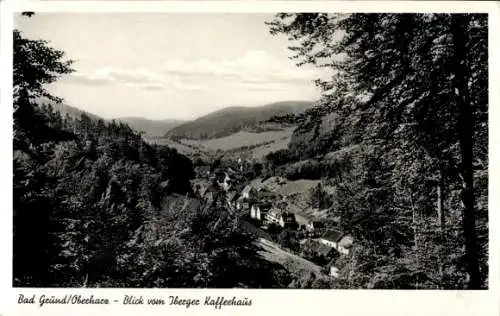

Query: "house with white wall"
<box><xmin>319</xmin><ymin>230</ymin><xmax>354</xmax><ymax>255</ymax></box>
<box><xmin>337</xmin><ymin>235</ymin><xmax>354</xmax><ymax>255</ymax></box>
<box><xmin>241</xmin><ymin>185</ymin><xmax>257</xmax><ymax>200</ymax></box>
<box><xmin>250</xmin><ymin>202</ymin><xmax>272</xmax><ymax>221</ymax></box>
<box><xmin>329</xmin><ymin>266</ymin><xmax>340</xmax><ymax>278</ymax></box>
<box><xmin>265</xmin><ymin>209</ymin><xmax>297</xmax><ymax>228</ymax></box>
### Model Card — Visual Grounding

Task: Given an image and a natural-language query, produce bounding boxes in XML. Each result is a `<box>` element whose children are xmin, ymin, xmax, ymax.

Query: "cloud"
<box><xmin>140</xmin><ymin>82</ymin><xmax>165</xmax><ymax>91</ymax></box>
<box><xmin>66</xmin><ymin>67</ymin><xmax>206</xmax><ymax>92</ymax></box>
<box><xmin>172</xmin><ymin>83</ymin><xmax>205</xmax><ymax>91</ymax></box>
<box><xmin>64</xmin><ymin>50</ymin><xmax>325</xmax><ymax>93</ymax></box>
<box><xmin>66</xmin><ymin>73</ymin><xmax>112</xmax><ymax>86</ymax></box>
<box><xmin>162</xmin><ymin>50</ymin><xmax>321</xmax><ymax>85</ymax></box>
<box><xmin>170</xmin><ymin>77</ymin><xmax>206</xmax><ymax>91</ymax></box>
<box><xmin>103</xmin><ymin>68</ymin><xmax>162</xmax><ymax>84</ymax></box>
<box><xmin>67</xmin><ymin>67</ymin><xmax>166</xmax><ymax>90</ymax></box>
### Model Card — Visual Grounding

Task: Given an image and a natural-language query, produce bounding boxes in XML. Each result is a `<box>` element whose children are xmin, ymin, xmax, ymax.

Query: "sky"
<box><xmin>15</xmin><ymin>13</ymin><xmax>330</xmax><ymax>120</ymax></box>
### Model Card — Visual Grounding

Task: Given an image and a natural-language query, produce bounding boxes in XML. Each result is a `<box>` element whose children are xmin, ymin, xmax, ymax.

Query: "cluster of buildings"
<box><xmin>317</xmin><ymin>229</ymin><xmax>354</xmax><ymax>256</ymax></box>
<box><xmin>236</xmin><ymin>181</ymin><xmax>354</xmax><ymax>257</ymax></box>
<box><xmin>196</xmin><ymin>162</ymin><xmax>354</xmax><ymax>276</ymax></box>
<box><xmin>238</xmin><ymin>184</ymin><xmax>297</xmax><ymax>229</ymax></box>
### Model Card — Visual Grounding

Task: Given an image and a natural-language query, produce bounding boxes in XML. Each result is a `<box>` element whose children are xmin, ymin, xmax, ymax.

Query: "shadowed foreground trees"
<box><xmin>13</xmin><ymin>17</ymin><xmax>292</xmax><ymax>288</ymax></box>
<box><xmin>267</xmin><ymin>13</ymin><xmax>487</xmax><ymax>289</ymax></box>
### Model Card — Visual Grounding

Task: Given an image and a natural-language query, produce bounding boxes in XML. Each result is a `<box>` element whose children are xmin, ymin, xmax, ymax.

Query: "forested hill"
<box><xmin>262</xmin><ymin>13</ymin><xmax>488</xmax><ymax>289</ymax></box>
<box><xmin>15</xmin><ymin>99</ymin><xmax>294</xmax><ymax>287</ymax></box>
<box><xmin>14</xmin><ymin>22</ymin><xmax>290</xmax><ymax>288</ymax></box>
<box><xmin>165</xmin><ymin>100</ymin><xmax>314</xmax><ymax>140</ymax></box>
<box><xmin>14</xmin><ymin>99</ymin><xmax>197</xmax><ymax>285</ymax></box>
<box><xmin>48</xmin><ymin>101</ymin><xmax>102</xmax><ymax>121</ymax></box>
<box><xmin>46</xmin><ymin>102</ymin><xmax>185</xmax><ymax>138</ymax></box>
<box><xmin>14</xmin><ymin>12</ymin><xmax>488</xmax><ymax>290</ymax></box>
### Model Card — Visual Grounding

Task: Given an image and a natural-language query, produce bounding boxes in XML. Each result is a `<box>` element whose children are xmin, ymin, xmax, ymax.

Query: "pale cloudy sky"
<box><xmin>15</xmin><ymin>13</ymin><xmax>329</xmax><ymax>120</ymax></box>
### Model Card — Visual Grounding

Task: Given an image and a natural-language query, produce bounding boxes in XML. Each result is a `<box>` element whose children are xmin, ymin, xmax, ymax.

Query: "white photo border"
<box><xmin>1</xmin><ymin>1</ymin><xmax>499</xmax><ymax>316</ymax></box>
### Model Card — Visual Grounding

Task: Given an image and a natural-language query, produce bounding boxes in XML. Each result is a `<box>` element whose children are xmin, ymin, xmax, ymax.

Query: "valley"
<box><xmin>112</xmin><ymin>101</ymin><xmax>347</xmax><ymax>282</ymax></box>
<box><xmin>44</xmin><ymin>92</ymin><xmax>489</xmax><ymax>289</ymax></box>
<box><xmin>14</xmin><ymin>11</ymin><xmax>488</xmax><ymax>290</ymax></box>
<box><xmin>147</xmin><ymin>127</ymin><xmax>295</xmax><ymax>160</ymax></box>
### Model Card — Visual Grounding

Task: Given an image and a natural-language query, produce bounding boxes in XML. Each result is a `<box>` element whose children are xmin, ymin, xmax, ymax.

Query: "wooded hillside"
<box><xmin>166</xmin><ymin>101</ymin><xmax>313</xmax><ymax>140</ymax></box>
<box><xmin>13</xmin><ymin>20</ymin><xmax>289</xmax><ymax>288</ymax></box>
<box><xmin>13</xmin><ymin>12</ymin><xmax>488</xmax><ymax>290</ymax></box>
<box><xmin>265</xmin><ymin>13</ymin><xmax>488</xmax><ymax>289</ymax></box>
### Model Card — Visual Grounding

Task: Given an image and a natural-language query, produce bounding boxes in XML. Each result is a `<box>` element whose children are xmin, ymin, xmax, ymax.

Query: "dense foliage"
<box><xmin>267</xmin><ymin>13</ymin><xmax>488</xmax><ymax>289</ymax></box>
<box><xmin>13</xmin><ymin>22</ymin><xmax>288</xmax><ymax>288</ymax></box>
<box><xmin>14</xmin><ymin>101</ymin><xmax>196</xmax><ymax>286</ymax></box>
<box><xmin>13</xmin><ymin>13</ymin><xmax>488</xmax><ymax>290</ymax></box>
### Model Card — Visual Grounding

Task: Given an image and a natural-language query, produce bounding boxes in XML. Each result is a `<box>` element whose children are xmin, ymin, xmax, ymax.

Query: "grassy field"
<box><xmin>143</xmin><ymin>136</ymin><xmax>212</xmax><ymax>159</ymax></box>
<box><xmin>278</xmin><ymin>179</ymin><xmax>320</xmax><ymax>196</ymax></box>
<box><xmin>249</xmin><ymin>135</ymin><xmax>291</xmax><ymax>159</ymax></box>
<box><xmin>187</xmin><ymin>127</ymin><xmax>295</xmax><ymax>152</ymax></box>
<box><xmin>145</xmin><ymin>126</ymin><xmax>295</xmax><ymax>161</ymax></box>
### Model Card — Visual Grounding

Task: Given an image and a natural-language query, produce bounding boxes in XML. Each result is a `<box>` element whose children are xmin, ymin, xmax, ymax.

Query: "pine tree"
<box><xmin>267</xmin><ymin>13</ymin><xmax>487</xmax><ymax>288</ymax></box>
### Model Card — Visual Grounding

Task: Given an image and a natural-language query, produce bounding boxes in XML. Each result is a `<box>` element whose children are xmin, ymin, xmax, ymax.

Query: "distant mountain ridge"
<box><xmin>166</xmin><ymin>101</ymin><xmax>315</xmax><ymax>140</ymax></box>
<box><xmin>117</xmin><ymin>117</ymin><xmax>185</xmax><ymax>137</ymax></box>
<box><xmin>47</xmin><ymin>102</ymin><xmax>184</xmax><ymax>137</ymax></box>
<box><xmin>49</xmin><ymin>102</ymin><xmax>102</xmax><ymax>121</ymax></box>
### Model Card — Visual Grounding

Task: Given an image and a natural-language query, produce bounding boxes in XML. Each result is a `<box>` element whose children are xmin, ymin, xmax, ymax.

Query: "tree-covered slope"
<box><xmin>166</xmin><ymin>101</ymin><xmax>314</xmax><ymax>140</ymax></box>
<box><xmin>13</xmin><ymin>16</ymin><xmax>291</xmax><ymax>288</ymax></box>
<box><xmin>265</xmin><ymin>13</ymin><xmax>488</xmax><ymax>289</ymax></box>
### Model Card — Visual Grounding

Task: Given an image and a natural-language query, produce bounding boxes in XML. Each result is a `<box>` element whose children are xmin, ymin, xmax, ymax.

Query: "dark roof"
<box><xmin>321</xmin><ymin>229</ymin><xmax>344</xmax><ymax>242</ymax></box>
<box><xmin>311</xmin><ymin>221</ymin><xmax>325</xmax><ymax>228</ymax></box>
<box><xmin>258</xmin><ymin>202</ymin><xmax>273</xmax><ymax>210</ymax></box>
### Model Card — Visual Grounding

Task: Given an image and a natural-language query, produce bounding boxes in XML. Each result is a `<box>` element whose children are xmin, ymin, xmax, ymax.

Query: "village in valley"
<box><xmin>14</xmin><ymin>11</ymin><xmax>488</xmax><ymax>291</ymax></box>
<box><xmin>193</xmin><ymin>156</ymin><xmax>354</xmax><ymax>279</ymax></box>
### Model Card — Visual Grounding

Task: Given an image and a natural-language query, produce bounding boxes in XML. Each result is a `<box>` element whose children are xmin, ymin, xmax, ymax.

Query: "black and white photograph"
<box><xmin>12</xmin><ymin>10</ymin><xmax>489</xmax><ymax>291</ymax></box>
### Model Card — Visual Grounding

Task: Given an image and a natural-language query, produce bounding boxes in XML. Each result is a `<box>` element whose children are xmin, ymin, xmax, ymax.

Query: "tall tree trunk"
<box><xmin>451</xmin><ymin>14</ymin><xmax>481</xmax><ymax>289</ymax></box>
<box><xmin>436</xmin><ymin>170</ymin><xmax>445</xmax><ymax>286</ymax></box>
<box><xmin>409</xmin><ymin>191</ymin><xmax>419</xmax><ymax>289</ymax></box>
<box><xmin>436</xmin><ymin>170</ymin><xmax>445</xmax><ymax>237</ymax></box>
<box><xmin>409</xmin><ymin>190</ymin><xmax>418</xmax><ymax>250</ymax></box>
